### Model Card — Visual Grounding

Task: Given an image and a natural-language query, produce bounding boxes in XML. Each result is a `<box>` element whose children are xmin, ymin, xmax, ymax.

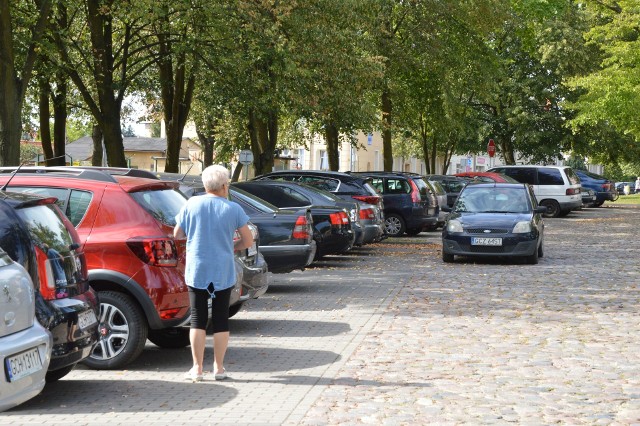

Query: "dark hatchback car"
<box><xmin>233</xmin><ymin>181</ymin><xmax>355</xmax><ymax>258</ymax></box>
<box><xmin>441</xmin><ymin>183</ymin><xmax>546</xmax><ymax>264</ymax></box>
<box><xmin>350</xmin><ymin>172</ymin><xmax>438</xmax><ymax>237</ymax></box>
<box><xmin>574</xmin><ymin>169</ymin><xmax>618</xmax><ymax>206</ymax></box>
<box><xmin>254</xmin><ymin>170</ymin><xmax>385</xmax><ymax>244</ymax></box>
<box><xmin>0</xmin><ymin>191</ymin><xmax>99</xmax><ymax>382</ymax></box>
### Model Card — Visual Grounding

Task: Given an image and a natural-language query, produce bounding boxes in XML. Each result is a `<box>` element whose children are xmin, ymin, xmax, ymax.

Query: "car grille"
<box><xmin>469</xmin><ymin>245</ymin><xmax>505</xmax><ymax>253</ymax></box>
<box><xmin>466</xmin><ymin>228</ymin><xmax>509</xmax><ymax>234</ymax></box>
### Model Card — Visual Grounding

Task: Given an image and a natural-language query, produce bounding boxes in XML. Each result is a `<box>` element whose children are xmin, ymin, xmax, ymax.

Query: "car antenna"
<box><xmin>178</xmin><ymin>162</ymin><xmax>195</xmax><ymax>182</ymax></box>
<box><xmin>1</xmin><ymin>155</ymin><xmax>68</xmax><ymax>191</ymax></box>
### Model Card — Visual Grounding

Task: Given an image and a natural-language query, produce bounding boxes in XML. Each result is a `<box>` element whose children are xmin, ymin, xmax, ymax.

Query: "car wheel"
<box><xmin>540</xmin><ymin>200</ymin><xmax>561</xmax><ymax>218</ymax></box>
<box><xmin>406</xmin><ymin>228</ymin><xmax>422</xmax><ymax>236</ymax></box>
<box><xmin>148</xmin><ymin>327</ymin><xmax>190</xmax><ymax>348</ymax></box>
<box><xmin>45</xmin><ymin>363</ymin><xmax>75</xmax><ymax>382</ymax></box>
<box><xmin>229</xmin><ymin>303</ymin><xmax>242</xmax><ymax>318</ymax></box>
<box><xmin>83</xmin><ymin>291</ymin><xmax>148</xmax><ymax>370</ymax></box>
<box><xmin>384</xmin><ymin>214</ymin><xmax>406</xmax><ymax>237</ymax></box>
<box><xmin>593</xmin><ymin>201</ymin><xmax>604</xmax><ymax>207</ymax></box>
<box><xmin>442</xmin><ymin>251</ymin><xmax>454</xmax><ymax>263</ymax></box>
<box><xmin>526</xmin><ymin>246</ymin><xmax>539</xmax><ymax>265</ymax></box>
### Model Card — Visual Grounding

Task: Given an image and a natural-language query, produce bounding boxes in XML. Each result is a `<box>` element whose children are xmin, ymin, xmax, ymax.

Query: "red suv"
<box><xmin>0</xmin><ymin>167</ymin><xmax>196</xmax><ymax>369</ymax></box>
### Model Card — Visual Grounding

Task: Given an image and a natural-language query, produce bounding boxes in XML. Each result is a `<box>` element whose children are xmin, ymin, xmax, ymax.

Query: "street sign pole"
<box><xmin>238</xmin><ymin>149</ymin><xmax>254</xmax><ymax>181</ymax></box>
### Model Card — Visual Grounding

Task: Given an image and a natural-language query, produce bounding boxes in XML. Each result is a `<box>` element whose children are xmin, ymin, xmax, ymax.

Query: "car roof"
<box><xmin>0</xmin><ymin>190</ymin><xmax>58</xmax><ymax>208</ymax></box>
<box><xmin>463</xmin><ymin>182</ymin><xmax>528</xmax><ymax>189</ymax></box>
<box><xmin>490</xmin><ymin>165</ymin><xmax>568</xmax><ymax>170</ymax></box>
<box><xmin>257</xmin><ymin>170</ymin><xmax>363</xmax><ymax>181</ymax></box>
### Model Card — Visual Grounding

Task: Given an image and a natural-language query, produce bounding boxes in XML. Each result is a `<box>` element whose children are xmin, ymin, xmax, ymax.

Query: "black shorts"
<box><xmin>188</xmin><ymin>284</ymin><xmax>232</xmax><ymax>332</ymax></box>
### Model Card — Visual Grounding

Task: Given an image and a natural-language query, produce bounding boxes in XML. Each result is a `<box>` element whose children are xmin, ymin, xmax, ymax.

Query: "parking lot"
<box><xmin>3</xmin><ymin>205</ymin><xmax>640</xmax><ymax>425</ymax></box>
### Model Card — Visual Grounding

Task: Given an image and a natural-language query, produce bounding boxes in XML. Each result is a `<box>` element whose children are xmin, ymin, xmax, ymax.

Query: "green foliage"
<box><xmin>20</xmin><ymin>143</ymin><xmax>42</xmax><ymax>164</ymax></box>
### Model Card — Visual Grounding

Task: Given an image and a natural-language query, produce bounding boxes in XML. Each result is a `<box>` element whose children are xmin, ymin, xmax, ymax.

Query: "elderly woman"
<box><xmin>174</xmin><ymin>165</ymin><xmax>253</xmax><ymax>382</ymax></box>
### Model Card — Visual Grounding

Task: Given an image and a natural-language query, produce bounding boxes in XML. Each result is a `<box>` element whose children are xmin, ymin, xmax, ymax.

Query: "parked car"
<box><xmin>454</xmin><ymin>171</ymin><xmax>520</xmax><ymax>183</ymax></box>
<box><xmin>574</xmin><ymin>169</ymin><xmax>618</xmax><ymax>206</ymax></box>
<box><xmin>581</xmin><ymin>188</ymin><xmax>597</xmax><ymax>207</ymax></box>
<box><xmin>487</xmin><ymin>165</ymin><xmax>582</xmax><ymax>218</ymax></box>
<box><xmin>350</xmin><ymin>172</ymin><xmax>438</xmax><ymax>236</ymax></box>
<box><xmin>424</xmin><ymin>175</ymin><xmax>470</xmax><ymax>208</ymax></box>
<box><xmin>232</xmin><ymin>181</ymin><xmax>355</xmax><ymax>257</ymax></box>
<box><xmin>615</xmin><ymin>182</ymin><xmax>635</xmax><ymax>195</ymax></box>
<box><xmin>441</xmin><ymin>183</ymin><xmax>546</xmax><ymax>264</ymax></box>
<box><xmin>0</xmin><ymin>190</ymin><xmax>99</xmax><ymax>381</ymax></box>
<box><xmin>0</xmin><ymin>167</ymin><xmax>193</xmax><ymax>369</ymax></box>
<box><xmin>0</xmin><ymin>247</ymin><xmax>52</xmax><ymax>412</ymax></box>
<box><xmin>229</xmin><ymin>186</ymin><xmax>317</xmax><ymax>273</ymax></box>
<box><xmin>425</xmin><ymin>179</ymin><xmax>448</xmax><ymax>229</ymax></box>
<box><xmin>253</xmin><ymin>170</ymin><xmax>385</xmax><ymax>244</ymax></box>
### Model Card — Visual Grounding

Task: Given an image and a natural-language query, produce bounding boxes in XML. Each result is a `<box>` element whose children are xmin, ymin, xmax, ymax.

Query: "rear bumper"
<box><xmin>260</xmin><ymin>241</ymin><xmax>317</xmax><ymax>273</ymax></box>
<box><xmin>241</xmin><ymin>252</ymin><xmax>269</xmax><ymax>299</ymax></box>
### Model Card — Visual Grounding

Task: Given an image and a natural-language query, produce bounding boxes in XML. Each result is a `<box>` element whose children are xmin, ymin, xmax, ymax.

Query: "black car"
<box><xmin>253</xmin><ymin>170</ymin><xmax>385</xmax><ymax>244</ymax></box>
<box><xmin>229</xmin><ymin>187</ymin><xmax>317</xmax><ymax>273</ymax></box>
<box><xmin>441</xmin><ymin>183</ymin><xmax>546</xmax><ymax>264</ymax></box>
<box><xmin>424</xmin><ymin>174</ymin><xmax>470</xmax><ymax>207</ymax></box>
<box><xmin>233</xmin><ymin>181</ymin><xmax>355</xmax><ymax>258</ymax></box>
<box><xmin>349</xmin><ymin>172</ymin><xmax>438</xmax><ymax>236</ymax></box>
<box><xmin>574</xmin><ymin>169</ymin><xmax>618</xmax><ymax>206</ymax></box>
<box><xmin>0</xmin><ymin>191</ymin><xmax>100</xmax><ymax>382</ymax></box>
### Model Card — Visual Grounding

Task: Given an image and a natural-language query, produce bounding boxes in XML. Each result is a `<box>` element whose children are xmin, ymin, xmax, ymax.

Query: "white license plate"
<box><xmin>248</xmin><ymin>242</ymin><xmax>257</xmax><ymax>256</ymax></box>
<box><xmin>5</xmin><ymin>347</ymin><xmax>43</xmax><ymax>382</ymax></box>
<box><xmin>78</xmin><ymin>309</ymin><xmax>98</xmax><ymax>330</ymax></box>
<box><xmin>471</xmin><ymin>237</ymin><xmax>502</xmax><ymax>246</ymax></box>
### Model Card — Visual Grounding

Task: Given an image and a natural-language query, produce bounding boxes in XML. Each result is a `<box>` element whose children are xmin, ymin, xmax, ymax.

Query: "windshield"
<box><xmin>229</xmin><ymin>187</ymin><xmax>278</xmax><ymax>214</ymax></box>
<box><xmin>454</xmin><ymin>187</ymin><xmax>530</xmax><ymax>213</ymax></box>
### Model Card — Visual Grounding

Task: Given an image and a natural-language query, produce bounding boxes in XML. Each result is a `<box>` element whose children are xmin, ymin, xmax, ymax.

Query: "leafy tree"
<box><xmin>0</xmin><ymin>0</ymin><xmax>52</xmax><ymax>166</ymax></box>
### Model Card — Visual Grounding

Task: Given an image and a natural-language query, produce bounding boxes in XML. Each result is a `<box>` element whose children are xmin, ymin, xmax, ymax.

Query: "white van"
<box><xmin>487</xmin><ymin>165</ymin><xmax>582</xmax><ymax>217</ymax></box>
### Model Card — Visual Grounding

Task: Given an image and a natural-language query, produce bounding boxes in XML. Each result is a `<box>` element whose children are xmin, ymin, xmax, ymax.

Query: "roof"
<box><xmin>65</xmin><ymin>136</ymin><xmax>199</xmax><ymax>162</ymax></box>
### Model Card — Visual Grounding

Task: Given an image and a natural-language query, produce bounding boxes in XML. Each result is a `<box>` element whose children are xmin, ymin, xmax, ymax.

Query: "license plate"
<box><xmin>5</xmin><ymin>347</ymin><xmax>43</xmax><ymax>382</ymax></box>
<box><xmin>248</xmin><ymin>242</ymin><xmax>257</xmax><ymax>256</ymax></box>
<box><xmin>471</xmin><ymin>237</ymin><xmax>502</xmax><ymax>246</ymax></box>
<box><xmin>78</xmin><ymin>309</ymin><xmax>98</xmax><ymax>330</ymax></box>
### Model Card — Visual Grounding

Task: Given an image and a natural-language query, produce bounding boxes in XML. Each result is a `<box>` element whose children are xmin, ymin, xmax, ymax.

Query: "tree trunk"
<box><xmin>249</xmin><ymin>109</ymin><xmax>277</xmax><ymax>176</ymax></box>
<box><xmin>419</xmin><ymin>113</ymin><xmax>431</xmax><ymax>174</ymax></box>
<box><xmin>324</xmin><ymin>121</ymin><xmax>340</xmax><ymax>171</ymax></box>
<box><xmin>196</xmin><ymin>123</ymin><xmax>215</xmax><ymax>168</ymax></box>
<box><xmin>91</xmin><ymin>124</ymin><xmax>103</xmax><ymax>166</ymax></box>
<box><xmin>381</xmin><ymin>89</ymin><xmax>393</xmax><ymax>171</ymax></box>
<box><xmin>51</xmin><ymin>73</ymin><xmax>67</xmax><ymax>166</ymax></box>
<box><xmin>38</xmin><ymin>79</ymin><xmax>54</xmax><ymax>164</ymax></box>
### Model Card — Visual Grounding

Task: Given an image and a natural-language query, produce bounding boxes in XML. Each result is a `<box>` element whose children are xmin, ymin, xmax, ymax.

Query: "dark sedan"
<box><xmin>229</xmin><ymin>187</ymin><xmax>317</xmax><ymax>273</ymax></box>
<box><xmin>441</xmin><ymin>183</ymin><xmax>546</xmax><ymax>264</ymax></box>
<box><xmin>574</xmin><ymin>169</ymin><xmax>618</xmax><ymax>206</ymax></box>
<box><xmin>233</xmin><ymin>181</ymin><xmax>356</xmax><ymax>258</ymax></box>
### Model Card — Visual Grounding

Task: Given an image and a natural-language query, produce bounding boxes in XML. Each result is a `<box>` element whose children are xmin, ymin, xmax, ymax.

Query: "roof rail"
<box><xmin>0</xmin><ymin>166</ymin><xmax>118</xmax><ymax>183</ymax></box>
<box><xmin>56</xmin><ymin>166</ymin><xmax>159</xmax><ymax>179</ymax></box>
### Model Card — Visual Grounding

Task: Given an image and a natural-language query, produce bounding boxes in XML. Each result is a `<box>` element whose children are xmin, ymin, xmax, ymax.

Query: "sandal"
<box><xmin>214</xmin><ymin>368</ymin><xmax>228</xmax><ymax>381</ymax></box>
<box><xmin>184</xmin><ymin>367</ymin><xmax>203</xmax><ymax>382</ymax></box>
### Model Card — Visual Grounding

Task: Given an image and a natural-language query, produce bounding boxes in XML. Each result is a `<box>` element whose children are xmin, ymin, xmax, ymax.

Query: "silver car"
<box><xmin>0</xmin><ymin>247</ymin><xmax>52</xmax><ymax>412</ymax></box>
<box><xmin>426</xmin><ymin>179</ymin><xmax>449</xmax><ymax>228</ymax></box>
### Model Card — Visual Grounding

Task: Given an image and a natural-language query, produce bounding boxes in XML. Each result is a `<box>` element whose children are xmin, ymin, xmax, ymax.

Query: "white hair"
<box><xmin>201</xmin><ymin>165</ymin><xmax>230</xmax><ymax>192</ymax></box>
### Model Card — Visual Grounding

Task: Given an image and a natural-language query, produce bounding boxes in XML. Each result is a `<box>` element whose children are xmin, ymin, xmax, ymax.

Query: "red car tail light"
<box><xmin>329</xmin><ymin>211</ymin><xmax>350</xmax><ymax>226</ymax></box>
<box><xmin>352</xmin><ymin>195</ymin><xmax>381</xmax><ymax>205</ymax></box>
<box><xmin>34</xmin><ymin>245</ymin><xmax>57</xmax><ymax>300</ymax></box>
<box><xmin>360</xmin><ymin>207</ymin><xmax>375</xmax><ymax>220</ymax></box>
<box><xmin>292</xmin><ymin>215</ymin><xmax>311</xmax><ymax>240</ymax></box>
<box><xmin>127</xmin><ymin>238</ymin><xmax>178</xmax><ymax>267</ymax></box>
<box><xmin>566</xmin><ymin>188</ymin><xmax>580</xmax><ymax>195</ymax></box>
<box><xmin>409</xmin><ymin>179</ymin><xmax>421</xmax><ymax>203</ymax></box>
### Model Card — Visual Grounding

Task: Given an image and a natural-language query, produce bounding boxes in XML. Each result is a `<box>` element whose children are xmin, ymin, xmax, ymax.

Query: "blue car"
<box><xmin>441</xmin><ymin>183</ymin><xmax>546</xmax><ymax>264</ymax></box>
<box><xmin>574</xmin><ymin>170</ymin><xmax>618</xmax><ymax>207</ymax></box>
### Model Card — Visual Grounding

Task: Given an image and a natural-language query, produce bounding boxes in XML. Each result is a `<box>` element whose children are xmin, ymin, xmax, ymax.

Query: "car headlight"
<box><xmin>512</xmin><ymin>221</ymin><xmax>532</xmax><ymax>233</ymax></box>
<box><xmin>446</xmin><ymin>219</ymin><xmax>463</xmax><ymax>233</ymax></box>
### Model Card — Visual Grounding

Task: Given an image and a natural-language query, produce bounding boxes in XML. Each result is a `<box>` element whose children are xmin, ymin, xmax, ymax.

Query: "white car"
<box><xmin>0</xmin><ymin>247</ymin><xmax>52</xmax><ymax>412</ymax></box>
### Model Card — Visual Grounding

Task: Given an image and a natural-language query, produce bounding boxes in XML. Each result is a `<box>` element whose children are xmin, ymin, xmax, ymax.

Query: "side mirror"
<box><xmin>534</xmin><ymin>206</ymin><xmax>547</xmax><ymax>214</ymax></box>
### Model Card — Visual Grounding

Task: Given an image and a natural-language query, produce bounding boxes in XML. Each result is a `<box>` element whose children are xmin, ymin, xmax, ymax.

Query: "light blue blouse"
<box><xmin>175</xmin><ymin>195</ymin><xmax>249</xmax><ymax>295</ymax></box>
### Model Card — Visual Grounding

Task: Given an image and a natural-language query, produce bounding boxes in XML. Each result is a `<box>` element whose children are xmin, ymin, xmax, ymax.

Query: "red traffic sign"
<box><xmin>487</xmin><ymin>139</ymin><xmax>496</xmax><ymax>158</ymax></box>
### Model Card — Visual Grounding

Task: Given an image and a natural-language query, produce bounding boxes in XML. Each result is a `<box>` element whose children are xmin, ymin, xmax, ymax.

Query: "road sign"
<box><xmin>238</xmin><ymin>149</ymin><xmax>254</xmax><ymax>165</ymax></box>
<box><xmin>487</xmin><ymin>139</ymin><xmax>496</xmax><ymax>158</ymax></box>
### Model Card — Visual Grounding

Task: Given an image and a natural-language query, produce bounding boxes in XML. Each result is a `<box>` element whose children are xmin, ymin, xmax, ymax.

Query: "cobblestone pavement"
<box><xmin>2</xmin><ymin>205</ymin><xmax>639</xmax><ymax>425</ymax></box>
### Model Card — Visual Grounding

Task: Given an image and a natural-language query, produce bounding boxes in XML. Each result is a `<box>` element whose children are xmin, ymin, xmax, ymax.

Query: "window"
<box><xmin>496</xmin><ymin>168</ymin><xmax>536</xmax><ymax>185</ymax></box>
<box><xmin>67</xmin><ymin>190</ymin><xmax>93</xmax><ymax>226</ymax></box>
<box><xmin>386</xmin><ymin>178</ymin><xmax>410</xmax><ymax>194</ymax></box>
<box><xmin>537</xmin><ymin>168</ymin><xmax>563</xmax><ymax>185</ymax></box>
<box><xmin>130</xmin><ymin>189</ymin><xmax>186</xmax><ymax>226</ymax></box>
<box><xmin>298</xmin><ymin>176</ymin><xmax>339</xmax><ymax>192</ymax></box>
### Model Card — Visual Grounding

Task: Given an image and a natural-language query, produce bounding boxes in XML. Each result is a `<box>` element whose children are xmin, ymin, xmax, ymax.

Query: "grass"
<box><xmin>609</xmin><ymin>193</ymin><xmax>640</xmax><ymax>205</ymax></box>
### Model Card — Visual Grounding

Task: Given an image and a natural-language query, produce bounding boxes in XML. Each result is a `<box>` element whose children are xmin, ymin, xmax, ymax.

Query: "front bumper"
<box><xmin>442</xmin><ymin>235</ymin><xmax>539</xmax><ymax>258</ymax></box>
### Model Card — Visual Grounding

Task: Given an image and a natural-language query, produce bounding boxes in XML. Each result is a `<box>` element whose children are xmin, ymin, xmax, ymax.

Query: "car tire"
<box><xmin>540</xmin><ymin>200</ymin><xmax>561</xmax><ymax>218</ymax></box>
<box><xmin>229</xmin><ymin>303</ymin><xmax>242</xmax><ymax>318</ymax></box>
<box><xmin>148</xmin><ymin>327</ymin><xmax>190</xmax><ymax>348</ymax></box>
<box><xmin>45</xmin><ymin>363</ymin><xmax>75</xmax><ymax>382</ymax></box>
<box><xmin>384</xmin><ymin>214</ymin><xmax>406</xmax><ymax>237</ymax></box>
<box><xmin>442</xmin><ymin>251</ymin><xmax>454</xmax><ymax>263</ymax></box>
<box><xmin>526</xmin><ymin>246</ymin><xmax>539</xmax><ymax>265</ymax></box>
<box><xmin>593</xmin><ymin>201</ymin><xmax>604</xmax><ymax>207</ymax></box>
<box><xmin>83</xmin><ymin>291</ymin><xmax>148</xmax><ymax>370</ymax></box>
